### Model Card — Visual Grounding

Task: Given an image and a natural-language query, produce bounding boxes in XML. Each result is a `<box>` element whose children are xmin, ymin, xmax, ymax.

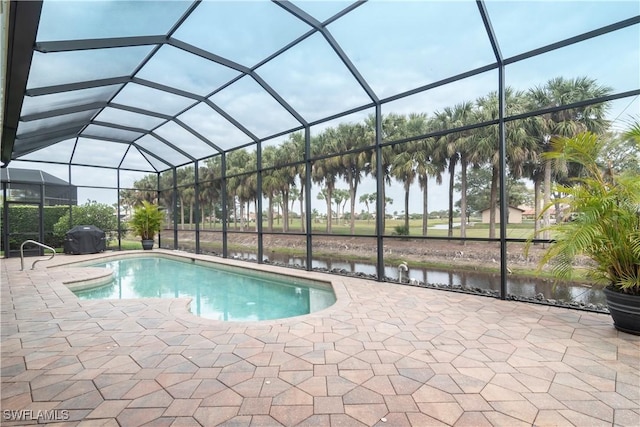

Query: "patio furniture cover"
<box><xmin>63</xmin><ymin>225</ymin><xmax>106</xmax><ymax>255</ymax></box>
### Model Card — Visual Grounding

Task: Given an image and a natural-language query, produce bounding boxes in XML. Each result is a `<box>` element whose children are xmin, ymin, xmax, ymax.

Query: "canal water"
<box><xmin>230</xmin><ymin>251</ymin><xmax>605</xmax><ymax>306</ymax></box>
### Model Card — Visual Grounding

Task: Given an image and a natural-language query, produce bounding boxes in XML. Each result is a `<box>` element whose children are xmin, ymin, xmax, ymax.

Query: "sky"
<box><xmin>5</xmin><ymin>0</ymin><xmax>640</xmax><ymax>215</ymax></box>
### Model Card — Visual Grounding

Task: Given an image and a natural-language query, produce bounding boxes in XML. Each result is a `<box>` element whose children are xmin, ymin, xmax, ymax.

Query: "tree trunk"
<box><xmin>232</xmin><ymin>195</ymin><xmax>238</xmax><ymax>230</ymax></box>
<box><xmin>489</xmin><ymin>165</ymin><xmax>498</xmax><ymax>239</ymax></box>
<box><xmin>180</xmin><ymin>196</ymin><xmax>185</xmax><ymax>230</ymax></box>
<box><xmin>448</xmin><ymin>160</ymin><xmax>455</xmax><ymax>239</ymax></box>
<box><xmin>239</xmin><ymin>202</ymin><xmax>245</xmax><ymax>231</ymax></box>
<box><xmin>543</xmin><ymin>159</ymin><xmax>551</xmax><ymax>240</ymax></box>
<box><xmin>422</xmin><ymin>182</ymin><xmax>428</xmax><ymax>236</ymax></box>
<box><xmin>254</xmin><ymin>200</ymin><xmax>258</xmax><ymax>232</ymax></box>
<box><xmin>299</xmin><ymin>185</ymin><xmax>305</xmax><ymax>233</ymax></box>
<box><xmin>349</xmin><ymin>181</ymin><xmax>357</xmax><ymax>234</ymax></box>
<box><xmin>380</xmin><ymin>185</ymin><xmax>387</xmax><ymax>234</ymax></box>
<box><xmin>268</xmin><ymin>195</ymin><xmax>273</xmax><ymax>232</ymax></box>
<box><xmin>460</xmin><ymin>157</ymin><xmax>467</xmax><ymax>241</ymax></box>
<box><xmin>282</xmin><ymin>190</ymin><xmax>289</xmax><ymax>232</ymax></box>
<box><xmin>533</xmin><ymin>178</ymin><xmax>541</xmax><ymax>239</ymax></box>
<box><xmin>326</xmin><ymin>188</ymin><xmax>333</xmax><ymax>234</ymax></box>
<box><xmin>404</xmin><ymin>184</ymin><xmax>410</xmax><ymax>232</ymax></box>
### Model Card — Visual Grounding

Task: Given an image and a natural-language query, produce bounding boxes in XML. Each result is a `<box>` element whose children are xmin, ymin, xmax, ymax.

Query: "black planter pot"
<box><xmin>141</xmin><ymin>239</ymin><xmax>155</xmax><ymax>250</ymax></box>
<box><xmin>604</xmin><ymin>287</ymin><xmax>640</xmax><ymax>335</ymax></box>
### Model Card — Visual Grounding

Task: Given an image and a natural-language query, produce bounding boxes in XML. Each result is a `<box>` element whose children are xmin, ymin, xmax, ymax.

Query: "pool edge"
<box><xmin>46</xmin><ymin>249</ymin><xmax>351</xmax><ymax>326</ymax></box>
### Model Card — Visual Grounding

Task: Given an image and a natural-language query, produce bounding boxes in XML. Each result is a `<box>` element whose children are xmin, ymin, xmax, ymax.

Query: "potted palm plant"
<box><xmin>130</xmin><ymin>201</ymin><xmax>165</xmax><ymax>250</ymax></box>
<box><xmin>528</xmin><ymin>128</ymin><xmax>640</xmax><ymax>334</ymax></box>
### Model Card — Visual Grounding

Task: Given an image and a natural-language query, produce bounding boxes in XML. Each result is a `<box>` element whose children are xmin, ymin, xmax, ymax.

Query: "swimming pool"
<box><xmin>74</xmin><ymin>256</ymin><xmax>336</xmax><ymax>321</ymax></box>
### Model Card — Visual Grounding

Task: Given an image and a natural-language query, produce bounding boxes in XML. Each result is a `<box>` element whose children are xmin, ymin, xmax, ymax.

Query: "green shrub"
<box><xmin>0</xmin><ymin>205</ymin><xmax>68</xmax><ymax>249</ymax></box>
<box><xmin>53</xmin><ymin>201</ymin><xmax>119</xmax><ymax>243</ymax></box>
<box><xmin>393</xmin><ymin>225</ymin><xmax>410</xmax><ymax>236</ymax></box>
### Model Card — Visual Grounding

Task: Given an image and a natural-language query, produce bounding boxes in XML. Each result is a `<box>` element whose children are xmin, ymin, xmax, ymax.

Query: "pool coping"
<box><xmin>45</xmin><ymin>249</ymin><xmax>351</xmax><ymax>327</ymax></box>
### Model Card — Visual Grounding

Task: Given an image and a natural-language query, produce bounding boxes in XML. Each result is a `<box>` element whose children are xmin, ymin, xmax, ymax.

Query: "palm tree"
<box><xmin>433</xmin><ymin>104</ymin><xmax>473</xmax><ymax>239</ymax></box>
<box><xmin>388</xmin><ymin>113</ymin><xmax>434</xmax><ymax>234</ymax></box>
<box><xmin>119</xmin><ymin>188</ymin><xmax>138</xmax><ymax>218</ymax></box>
<box><xmin>132</xmin><ymin>173</ymin><xmax>159</xmax><ymax>205</ymax></box>
<box><xmin>180</xmin><ymin>186</ymin><xmax>195</xmax><ymax>228</ymax></box>
<box><xmin>332</xmin><ymin>188</ymin><xmax>350</xmax><ymax>226</ymax></box>
<box><xmin>284</xmin><ymin>132</ymin><xmax>307</xmax><ymax>232</ymax></box>
<box><xmin>333</xmin><ymin>123</ymin><xmax>370</xmax><ymax>234</ymax></box>
<box><xmin>175</xmin><ymin>166</ymin><xmax>195</xmax><ymax>229</ymax></box>
<box><xmin>364</xmin><ymin>113</ymin><xmax>402</xmax><ymax>234</ymax></box>
<box><xmin>471</xmin><ymin>89</ymin><xmax>537</xmax><ymax>239</ymax></box>
<box><xmin>311</xmin><ymin>132</ymin><xmax>340</xmax><ymax>233</ymax></box>
<box><xmin>359</xmin><ymin>193</ymin><xmax>376</xmax><ymax>224</ymax></box>
<box><xmin>530</xmin><ymin>131</ymin><xmax>640</xmax><ymax>292</ymax></box>
<box><xmin>227</xmin><ymin>149</ymin><xmax>253</xmax><ymax>230</ymax></box>
<box><xmin>451</xmin><ymin>102</ymin><xmax>474</xmax><ymax>239</ymax></box>
<box><xmin>289</xmin><ymin>187</ymin><xmax>300</xmax><ymax>226</ymax></box>
<box><xmin>625</xmin><ymin>118</ymin><xmax>640</xmax><ymax>145</ymax></box>
<box><xmin>414</xmin><ymin>136</ymin><xmax>444</xmax><ymax>236</ymax></box>
<box><xmin>261</xmin><ymin>146</ymin><xmax>280</xmax><ymax>232</ymax></box>
<box><xmin>527</xmin><ymin>76</ymin><xmax>612</xmax><ymax>238</ymax></box>
<box><xmin>391</xmin><ymin>143</ymin><xmax>417</xmax><ymax>232</ymax></box>
<box><xmin>201</xmin><ymin>156</ymin><xmax>221</xmax><ymax>228</ymax></box>
<box><xmin>271</xmin><ymin>144</ymin><xmax>298</xmax><ymax>233</ymax></box>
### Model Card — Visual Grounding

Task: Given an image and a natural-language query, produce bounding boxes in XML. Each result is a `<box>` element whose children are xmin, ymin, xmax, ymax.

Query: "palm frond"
<box><xmin>526</xmin><ymin>129</ymin><xmax>640</xmax><ymax>293</ymax></box>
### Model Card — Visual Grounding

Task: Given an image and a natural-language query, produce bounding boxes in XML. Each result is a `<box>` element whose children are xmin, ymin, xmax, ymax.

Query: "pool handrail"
<box><xmin>20</xmin><ymin>240</ymin><xmax>56</xmax><ymax>271</ymax></box>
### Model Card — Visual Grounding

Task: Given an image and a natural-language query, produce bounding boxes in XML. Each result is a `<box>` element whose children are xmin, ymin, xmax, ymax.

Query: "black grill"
<box><xmin>64</xmin><ymin>225</ymin><xmax>106</xmax><ymax>255</ymax></box>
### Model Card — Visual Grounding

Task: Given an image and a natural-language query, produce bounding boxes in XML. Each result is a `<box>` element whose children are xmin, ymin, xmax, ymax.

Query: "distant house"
<box><xmin>520</xmin><ymin>205</ymin><xmax>560</xmax><ymax>222</ymax></box>
<box><xmin>480</xmin><ymin>206</ymin><xmax>525</xmax><ymax>224</ymax></box>
<box><xmin>520</xmin><ymin>206</ymin><xmax>536</xmax><ymax>221</ymax></box>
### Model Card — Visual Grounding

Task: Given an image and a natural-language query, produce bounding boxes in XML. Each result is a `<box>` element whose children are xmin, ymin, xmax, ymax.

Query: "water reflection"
<box><xmin>240</xmin><ymin>251</ymin><xmax>605</xmax><ymax>306</ymax></box>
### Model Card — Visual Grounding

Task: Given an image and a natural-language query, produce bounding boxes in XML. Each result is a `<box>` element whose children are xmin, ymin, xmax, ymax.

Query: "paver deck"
<box><xmin>1</xmin><ymin>250</ymin><xmax>638</xmax><ymax>426</ymax></box>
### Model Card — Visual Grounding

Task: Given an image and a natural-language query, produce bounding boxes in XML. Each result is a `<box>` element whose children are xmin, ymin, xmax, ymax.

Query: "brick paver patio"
<box><xmin>1</xmin><ymin>250</ymin><xmax>638</xmax><ymax>426</ymax></box>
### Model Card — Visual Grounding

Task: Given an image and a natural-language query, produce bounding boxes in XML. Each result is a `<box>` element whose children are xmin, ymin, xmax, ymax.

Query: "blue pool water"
<box><xmin>74</xmin><ymin>257</ymin><xmax>336</xmax><ymax>321</ymax></box>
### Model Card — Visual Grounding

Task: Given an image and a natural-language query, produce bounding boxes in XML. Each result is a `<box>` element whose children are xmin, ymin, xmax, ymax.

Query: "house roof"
<box><xmin>480</xmin><ymin>206</ymin><xmax>525</xmax><ymax>213</ymax></box>
<box><xmin>1</xmin><ymin>167</ymin><xmax>71</xmax><ymax>185</ymax></box>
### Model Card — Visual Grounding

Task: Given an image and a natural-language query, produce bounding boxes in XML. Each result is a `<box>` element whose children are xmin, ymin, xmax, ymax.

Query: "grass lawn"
<box><xmin>183</xmin><ymin>217</ymin><xmax>542</xmax><ymax>239</ymax></box>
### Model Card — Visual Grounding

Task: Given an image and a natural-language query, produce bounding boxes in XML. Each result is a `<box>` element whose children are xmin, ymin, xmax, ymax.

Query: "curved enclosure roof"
<box><xmin>1</xmin><ymin>0</ymin><xmax>639</xmax><ymax>172</ymax></box>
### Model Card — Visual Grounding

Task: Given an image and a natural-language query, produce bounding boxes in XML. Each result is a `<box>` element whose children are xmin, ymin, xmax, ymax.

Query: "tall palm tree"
<box><xmin>333</xmin><ymin>123</ymin><xmax>370</xmax><ymax>234</ymax></box>
<box><xmin>359</xmin><ymin>193</ymin><xmax>376</xmax><ymax>224</ymax></box>
<box><xmin>261</xmin><ymin>146</ymin><xmax>281</xmax><ymax>232</ymax></box>
<box><xmin>202</xmin><ymin>156</ymin><xmax>222</xmax><ymax>228</ymax></box>
<box><xmin>433</xmin><ymin>103</ymin><xmax>472</xmax><ymax>239</ymax></box>
<box><xmin>527</xmin><ymin>76</ymin><xmax>612</xmax><ymax>238</ymax></box>
<box><xmin>394</xmin><ymin>113</ymin><xmax>439</xmax><ymax>236</ymax></box>
<box><xmin>285</xmin><ymin>132</ymin><xmax>307</xmax><ymax>232</ymax></box>
<box><xmin>451</xmin><ymin>102</ymin><xmax>474</xmax><ymax>239</ymax></box>
<box><xmin>415</xmin><ymin>136</ymin><xmax>444</xmax><ymax>236</ymax></box>
<box><xmin>175</xmin><ymin>166</ymin><xmax>195</xmax><ymax>229</ymax></box>
<box><xmin>331</xmin><ymin>188</ymin><xmax>350</xmax><ymax>226</ymax></box>
<box><xmin>391</xmin><ymin>142</ymin><xmax>417</xmax><ymax>232</ymax></box>
<box><xmin>289</xmin><ymin>187</ymin><xmax>300</xmax><ymax>226</ymax></box>
<box><xmin>472</xmin><ymin>89</ymin><xmax>536</xmax><ymax>239</ymax></box>
<box><xmin>226</xmin><ymin>149</ymin><xmax>253</xmax><ymax>230</ymax></box>
<box><xmin>272</xmin><ymin>142</ymin><xmax>298</xmax><ymax>233</ymax></box>
<box><xmin>311</xmin><ymin>130</ymin><xmax>342</xmax><ymax>233</ymax></box>
<box><xmin>364</xmin><ymin>113</ymin><xmax>403</xmax><ymax>234</ymax></box>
